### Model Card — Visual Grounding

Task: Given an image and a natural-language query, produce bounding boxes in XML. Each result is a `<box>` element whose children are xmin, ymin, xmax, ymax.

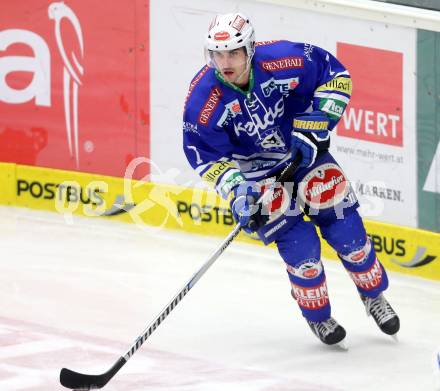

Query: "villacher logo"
<box><xmin>299</xmin><ymin>163</ymin><xmax>350</xmax><ymax>210</ymax></box>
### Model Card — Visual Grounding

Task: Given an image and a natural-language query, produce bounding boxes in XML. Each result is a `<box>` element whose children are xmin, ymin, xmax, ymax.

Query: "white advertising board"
<box><xmin>150</xmin><ymin>0</ymin><xmax>417</xmax><ymax>227</ymax></box>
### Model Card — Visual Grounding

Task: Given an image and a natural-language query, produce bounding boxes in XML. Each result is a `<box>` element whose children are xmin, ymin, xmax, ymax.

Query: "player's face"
<box><xmin>211</xmin><ymin>48</ymin><xmax>250</xmax><ymax>86</ymax></box>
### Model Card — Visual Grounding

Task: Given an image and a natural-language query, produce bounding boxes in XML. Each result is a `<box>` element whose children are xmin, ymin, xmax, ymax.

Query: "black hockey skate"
<box><xmin>361</xmin><ymin>293</ymin><xmax>400</xmax><ymax>336</ymax></box>
<box><xmin>306</xmin><ymin>317</ymin><xmax>347</xmax><ymax>346</ymax></box>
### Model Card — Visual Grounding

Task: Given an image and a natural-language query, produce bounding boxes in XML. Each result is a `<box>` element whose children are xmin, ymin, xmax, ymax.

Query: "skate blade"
<box><xmin>391</xmin><ymin>333</ymin><xmax>399</xmax><ymax>342</ymax></box>
<box><xmin>336</xmin><ymin>339</ymin><xmax>348</xmax><ymax>350</ymax></box>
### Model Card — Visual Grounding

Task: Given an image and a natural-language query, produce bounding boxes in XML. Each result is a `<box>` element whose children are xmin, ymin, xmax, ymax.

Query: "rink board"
<box><xmin>0</xmin><ymin>162</ymin><xmax>439</xmax><ymax>281</ymax></box>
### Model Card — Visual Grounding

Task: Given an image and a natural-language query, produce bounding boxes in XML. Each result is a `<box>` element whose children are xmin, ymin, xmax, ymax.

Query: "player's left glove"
<box><xmin>291</xmin><ymin>111</ymin><xmax>330</xmax><ymax>168</ymax></box>
<box><xmin>230</xmin><ymin>181</ymin><xmax>262</xmax><ymax>233</ymax></box>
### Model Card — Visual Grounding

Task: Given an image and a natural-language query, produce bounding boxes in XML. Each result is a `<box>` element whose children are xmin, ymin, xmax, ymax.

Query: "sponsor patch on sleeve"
<box><xmin>318</xmin><ymin>98</ymin><xmax>347</xmax><ymax>120</ymax></box>
<box><xmin>316</xmin><ymin>77</ymin><xmax>352</xmax><ymax>96</ymax></box>
<box><xmin>202</xmin><ymin>161</ymin><xmax>236</xmax><ymax>183</ymax></box>
<box><xmin>219</xmin><ymin>171</ymin><xmax>246</xmax><ymax>198</ymax></box>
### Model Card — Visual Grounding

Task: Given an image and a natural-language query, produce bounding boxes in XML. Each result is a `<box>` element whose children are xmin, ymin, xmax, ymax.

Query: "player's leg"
<box><xmin>299</xmin><ymin>152</ymin><xmax>400</xmax><ymax>336</ymax></box>
<box><xmin>275</xmin><ymin>218</ymin><xmax>346</xmax><ymax>345</ymax></box>
<box><xmin>319</xmin><ymin>210</ymin><xmax>400</xmax><ymax>335</ymax></box>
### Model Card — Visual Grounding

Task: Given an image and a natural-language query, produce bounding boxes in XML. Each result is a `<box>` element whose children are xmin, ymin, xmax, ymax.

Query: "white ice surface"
<box><xmin>0</xmin><ymin>205</ymin><xmax>439</xmax><ymax>391</ymax></box>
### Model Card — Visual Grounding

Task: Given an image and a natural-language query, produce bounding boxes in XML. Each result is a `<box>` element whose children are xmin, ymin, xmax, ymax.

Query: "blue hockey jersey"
<box><xmin>183</xmin><ymin>40</ymin><xmax>352</xmax><ymax>199</ymax></box>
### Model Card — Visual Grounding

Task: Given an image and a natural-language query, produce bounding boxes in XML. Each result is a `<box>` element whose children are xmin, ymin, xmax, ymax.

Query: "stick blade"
<box><xmin>60</xmin><ymin>367</ymin><xmax>107</xmax><ymax>389</ymax></box>
<box><xmin>60</xmin><ymin>357</ymin><xmax>126</xmax><ymax>390</ymax></box>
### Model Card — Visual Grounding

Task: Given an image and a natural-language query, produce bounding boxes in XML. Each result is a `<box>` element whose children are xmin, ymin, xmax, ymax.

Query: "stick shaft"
<box><xmin>123</xmin><ymin>223</ymin><xmax>242</xmax><ymax>360</ymax></box>
<box><xmin>121</xmin><ymin>156</ymin><xmax>302</xmax><ymax>360</ymax></box>
<box><xmin>123</xmin><ymin>155</ymin><xmax>302</xmax><ymax>361</ymax></box>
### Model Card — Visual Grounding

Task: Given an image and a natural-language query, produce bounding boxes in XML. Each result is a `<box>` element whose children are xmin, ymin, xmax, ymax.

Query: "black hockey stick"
<box><xmin>59</xmin><ymin>154</ymin><xmax>302</xmax><ymax>390</ymax></box>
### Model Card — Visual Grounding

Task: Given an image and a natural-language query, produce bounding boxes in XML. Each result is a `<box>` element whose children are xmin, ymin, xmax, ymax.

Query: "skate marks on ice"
<box><xmin>0</xmin><ymin>317</ymin><xmax>344</xmax><ymax>391</ymax></box>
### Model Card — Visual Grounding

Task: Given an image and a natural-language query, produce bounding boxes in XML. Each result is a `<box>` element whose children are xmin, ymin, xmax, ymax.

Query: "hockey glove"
<box><xmin>230</xmin><ymin>181</ymin><xmax>261</xmax><ymax>233</ymax></box>
<box><xmin>291</xmin><ymin>111</ymin><xmax>330</xmax><ymax>168</ymax></box>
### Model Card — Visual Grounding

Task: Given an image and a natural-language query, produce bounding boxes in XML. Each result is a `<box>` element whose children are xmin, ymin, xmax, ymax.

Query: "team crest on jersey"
<box><xmin>256</xmin><ymin>127</ymin><xmax>287</xmax><ymax>152</ymax></box>
<box><xmin>217</xmin><ymin>99</ymin><xmax>242</xmax><ymax>127</ymax></box>
<box><xmin>260</xmin><ymin>77</ymin><xmax>299</xmax><ymax>97</ymax></box>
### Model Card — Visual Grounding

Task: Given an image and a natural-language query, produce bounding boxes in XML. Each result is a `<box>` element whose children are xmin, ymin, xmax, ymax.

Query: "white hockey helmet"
<box><xmin>204</xmin><ymin>13</ymin><xmax>255</xmax><ymax>68</ymax></box>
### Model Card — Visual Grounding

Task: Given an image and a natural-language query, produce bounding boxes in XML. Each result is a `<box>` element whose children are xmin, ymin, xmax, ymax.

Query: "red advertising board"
<box><xmin>336</xmin><ymin>43</ymin><xmax>403</xmax><ymax>147</ymax></box>
<box><xmin>0</xmin><ymin>0</ymin><xmax>150</xmax><ymax>178</ymax></box>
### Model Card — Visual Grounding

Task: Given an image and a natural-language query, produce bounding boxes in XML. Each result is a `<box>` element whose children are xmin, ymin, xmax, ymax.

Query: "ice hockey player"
<box><xmin>182</xmin><ymin>12</ymin><xmax>400</xmax><ymax>346</ymax></box>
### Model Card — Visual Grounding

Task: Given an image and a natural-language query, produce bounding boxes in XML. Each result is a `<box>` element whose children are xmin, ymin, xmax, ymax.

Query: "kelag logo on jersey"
<box><xmin>234</xmin><ymin>95</ymin><xmax>284</xmax><ymax>137</ymax></box>
<box><xmin>336</xmin><ymin>43</ymin><xmax>403</xmax><ymax>146</ymax></box>
<box><xmin>260</xmin><ymin>77</ymin><xmax>299</xmax><ymax>97</ymax></box>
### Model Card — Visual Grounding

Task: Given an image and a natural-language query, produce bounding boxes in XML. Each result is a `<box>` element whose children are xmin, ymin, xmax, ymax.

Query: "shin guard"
<box><xmin>320</xmin><ymin>211</ymin><xmax>389</xmax><ymax>298</ymax></box>
<box><xmin>276</xmin><ymin>220</ymin><xmax>331</xmax><ymax>322</ymax></box>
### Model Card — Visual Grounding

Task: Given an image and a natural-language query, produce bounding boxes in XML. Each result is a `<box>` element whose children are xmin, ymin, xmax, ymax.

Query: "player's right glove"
<box><xmin>230</xmin><ymin>181</ymin><xmax>261</xmax><ymax>233</ymax></box>
<box><xmin>291</xmin><ymin>111</ymin><xmax>330</xmax><ymax>168</ymax></box>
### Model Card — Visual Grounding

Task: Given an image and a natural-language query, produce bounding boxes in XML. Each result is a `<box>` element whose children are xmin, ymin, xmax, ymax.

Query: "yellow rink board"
<box><xmin>1</xmin><ymin>162</ymin><xmax>439</xmax><ymax>281</ymax></box>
